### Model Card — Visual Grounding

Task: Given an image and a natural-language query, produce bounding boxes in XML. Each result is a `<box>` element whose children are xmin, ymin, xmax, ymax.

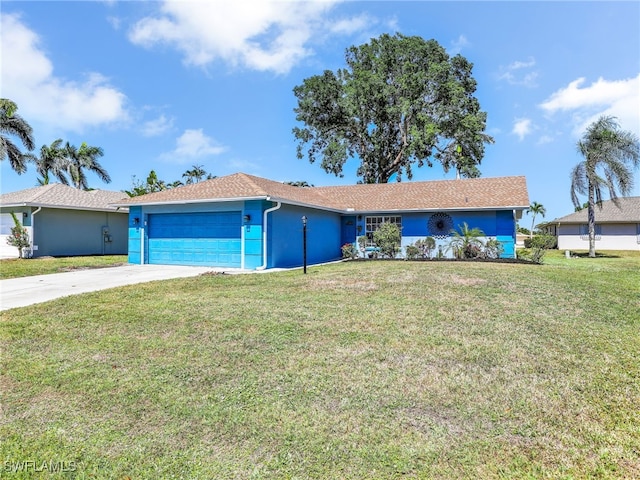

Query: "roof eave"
<box><xmin>344</xmin><ymin>205</ymin><xmax>529</xmax><ymax>215</ymax></box>
<box><xmin>111</xmin><ymin>195</ymin><xmax>270</xmax><ymax>207</ymax></box>
<box><xmin>1</xmin><ymin>202</ymin><xmax>127</xmax><ymax>212</ymax></box>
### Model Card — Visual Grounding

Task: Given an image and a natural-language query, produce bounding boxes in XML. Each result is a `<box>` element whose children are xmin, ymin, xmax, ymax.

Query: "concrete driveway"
<box><xmin>0</xmin><ymin>264</ymin><xmax>221</xmax><ymax>311</ymax></box>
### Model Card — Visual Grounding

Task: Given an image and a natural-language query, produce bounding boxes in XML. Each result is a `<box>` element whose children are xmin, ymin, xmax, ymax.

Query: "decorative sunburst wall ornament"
<box><xmin>428</xmin><ymin>213</ymin><xmax>453</xmax><ymax>239</ymax></box>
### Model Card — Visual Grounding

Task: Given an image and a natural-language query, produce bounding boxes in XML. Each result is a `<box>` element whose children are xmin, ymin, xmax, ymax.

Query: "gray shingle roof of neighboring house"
<box><xmin>552</xmin><ymin>197</ymin><xmax>640</xmax><ymax>223</ymax></box>
<box><xmin>113</xmin><ymin>172</ymin><xmax>530</xmax><ymax>212</ymax></box>
<box><xmin>0</xmin><ymin>183</ymin><xmax>129</xmax><ymax>212</ymax></box>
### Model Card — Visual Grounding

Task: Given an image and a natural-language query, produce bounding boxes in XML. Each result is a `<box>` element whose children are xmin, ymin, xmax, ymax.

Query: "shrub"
<box><xmin>524</xmin><ymin>234</ymin><xmax>557</xmax><ymax>249</ymax></box>
<box><xmin>519</xmin><ymin>235</ymin><xmax>556</xmax><ymax>264</ymax></box>
<box><xmin>373</xmin><ymin>222</ymin><xmax>401</xmax><ymax>258</ymax></box>
<box><xmin>6</xmin><ymin>212</ymin><xmax>30</xmax><ymax>259</ymax></box>
<box><xmin>447</xmin><ymin>223</ymin><xmax>485</xmax><ymax>259</ymax></box>
<box><xmin>357</xmin><ymin>235</ymin><xmax>367</xmax><ymax>254</ymax></box>
<box><xmin>405</xmin><ymin>244</ymin><xmax>420</xmax><ymax>260</ymax></box>
<box><xmin>414</xmin><ymin>237</ymin><xmax>436</xmax><ymax>258</ymax></box>
<box><xmin>341</xmin><ymin>243</ymin><xmax>359</xmax><ymax>259</ymax></box>
<box><xmin>483</xmin><ymin>238</ymin><xmax>504</xmax><ymax>259</ymax></box>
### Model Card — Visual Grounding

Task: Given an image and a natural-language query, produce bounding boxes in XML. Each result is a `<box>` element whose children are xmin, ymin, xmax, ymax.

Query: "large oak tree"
<box><xmin>293</xmin><ymin>34</ymin><xmax>493</xmax><ymax>183</ymax></box>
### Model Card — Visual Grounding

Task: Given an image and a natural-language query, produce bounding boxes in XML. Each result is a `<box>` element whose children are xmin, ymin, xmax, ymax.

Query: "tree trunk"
<box><xmin>530</xmin><ymin>215</ymin><xmax>535</xmax><ymax>239</ymax></box>
<box><xmin>588</xmin><ymin>186</ymin><xmax>596</xmax><ymax>258</ymax></box>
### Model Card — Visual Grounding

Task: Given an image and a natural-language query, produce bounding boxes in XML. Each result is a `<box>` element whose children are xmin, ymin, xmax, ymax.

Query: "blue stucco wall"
<box><xmin>243</xmin><ymin>200</ymin><xmax>269</xmax><ymax>269</ymax></box>
<box><xmin>126</xmin><ymin>201</ymin><xmax>518</xmax><ymax>267</ymax></box>
<box><xmin>128</xmin><ymin>206</ymin><xmax>142</xmax><ymax>264</ymax></box>
<box><xmin>344</xmin><ymin>210</ymin><xmax>517</xmax><ymax>259</ymax></box>
<box><xmin>268</xmin><ymin>205</ymin><xmax>342</xmax><ymax>268</ymax></box>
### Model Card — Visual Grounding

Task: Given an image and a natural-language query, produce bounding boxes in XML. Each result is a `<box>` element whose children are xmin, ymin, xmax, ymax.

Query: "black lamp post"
<box><xmin>302</xmin><ymin>215</ymin><xmax>307</xmax><ymax>274</ymax></box>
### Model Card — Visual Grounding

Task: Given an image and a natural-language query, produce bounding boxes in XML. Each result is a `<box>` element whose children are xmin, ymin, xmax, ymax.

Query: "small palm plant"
<box><xmin>447</xmin><ymin>222</ymin><xmax>485</xmax><ymax>259</ymax></box>
<box><xmin>415</xmin><ymin>236</ymin><xmax>436</xmax><ymax>258</ymax></box>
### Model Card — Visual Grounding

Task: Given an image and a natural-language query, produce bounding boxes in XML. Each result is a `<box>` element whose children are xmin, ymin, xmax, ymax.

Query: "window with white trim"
<box><xmin>365</xmin><ymin>216</ymin><xmax>401</xmax><ymax>246</ymax></box>
<box><xmin>580</xmin><ymin>224</ymin><xmax>601</xmax><ymax>241</ymax></box>
<box><xmin>636</xmin><ymin>223</ymin><xmax>640</xmax><ymax>244</ymax></box>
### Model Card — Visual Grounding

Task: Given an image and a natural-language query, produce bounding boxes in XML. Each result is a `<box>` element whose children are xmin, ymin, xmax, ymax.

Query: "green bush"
<box><xmin>405</xmin><ymin>244</ymin><xmax>420</xmax><ymax>260</ymax></box>
<box><xmin>524</xmin><ymin>234</ymin><xmax>557</xmax><ymax>249</ymax></box>
<box><xmin>373</xmin><ymin>223</ymin><xmax>401</xmax><ymax>258</ymax></box>
<box><xmin>414</xmin><ymin>237</ymin><xmax>436</xmax><ymax>258</ymax></box>
<box><xmin>6</xmin><ymin>212</ymin><xmax>30</xmax><ymax>259</ymax></box>
<box><xmin>341</xmin><ymin>243</ymin><xmax>359</xmax><ymax>259</ymax></box>
<box><xmin>518</xmin><ymin>235</ymin><xmax>556</xmax><ymax>264</ymax></box>
<box><xmin>483</xmin><ymin>238</ymin><xmax>504</xmax><ymax>259</ymax></box>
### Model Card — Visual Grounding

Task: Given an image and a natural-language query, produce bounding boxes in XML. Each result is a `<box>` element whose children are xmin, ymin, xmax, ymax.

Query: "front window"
<box><xmin>365</xmin><ymin>216</ymin><xmax>401</xmax><ymax>246</ymax></box>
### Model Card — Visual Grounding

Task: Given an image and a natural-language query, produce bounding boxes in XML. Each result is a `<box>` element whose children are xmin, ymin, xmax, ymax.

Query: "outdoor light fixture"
<box><xmin>243</xmin><ymin>214</ymin><xmax>251</xmax><ymax>223</ymax></box>
<box><xmin>133</xmin><ymin>217</ymin><xmax>140</xmax><ymax>226</ymax></box>
<box><xmin>22</xmin><ymin>212</ymin><xmax>28</xmax><ymax>218</ymax></box>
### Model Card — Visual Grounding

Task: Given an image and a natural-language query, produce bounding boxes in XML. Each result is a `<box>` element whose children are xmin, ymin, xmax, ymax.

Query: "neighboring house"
<box><xmin>0</xmin><ymin>184</ymin><xmax>129</xmax><ymax>258</ymax></box>
<box><xmin>113</xmin><ymin>172</ymin><xmax>529</xmax><ymax>270</ymax></box>
<box><xmin>548</xmin><ymin>197</ymin><xmax>640</xmax><ymax>251</ymax></box>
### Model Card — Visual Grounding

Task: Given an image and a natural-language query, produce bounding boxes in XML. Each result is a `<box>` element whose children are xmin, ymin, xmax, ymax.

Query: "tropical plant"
<box><xmin>520</xmin><ymin>234</ymin><xmax>556</xmax><ymax>264</ymax></box>
<box><xmin>0</xmin><ymin>99</ymin><xmax>35</xmax><ymax>174</ymax></box>
<box><xmin>483</xmin><ymin>238</ymin><xmax>504</xmax><ymax>259</ymax></box>
<box><xmin>292</xmin><ymin>33</ymin><xmax>493</xmax><ymax>183</ymax></box>
<box><xmin>6</xmin><ymin>212</ymin><xmax>30</xmax><ymax>258</ymax></box>
<box><xmin>65</xmin><ymin>142</ymin><xmax>111</xmax><ymax>189</ymax></box>
<box><xmin>447</xmin><ymin>222</ymin><xmax>485</xmax><ymax>259</ymax></box>
<box><xmin>341</xmin><ymin>243</ymin><xmax>358</xmax><ymax>259</ymax></box>
<box><xmin>570</xmin><ymin>116</ymin><xmax>640</xmax><ymax>257</ymax></box>
<box><xmin>405</xmin><ymin>244</ymin><xmax>420</xmax><ymax>260</ymax></box>
<box><xmin>182</xmin><ymin>165</ymin><xmax>207</xmax><ymax>184</ymax></box>
<box><xmin>414</xmin><ymin>236</ymin><xmax>436</xmax><ymax>258</ymax></box>
<box><xmin>526</xmin><ymin>201</ymin><xmax>546</xmax><ymax>239</ymax></box>
<box><xmin>372</xmin><ymin>222</ymin><xmax>401</xmax><ymax>258</ymax></box>
<box><xmin>125</xmin><ymin>170</ymin><xmax>169</xmax><ymax>197</ymax></box>
<box><xmin>285</xmin><ymin>180</ymin><xmax>314</xmax><ymax>187</ymax></box>
<box><xmin>35</xmin><ymin>138</ymin><xmax>69</xmax><ymax>185</ymax></box>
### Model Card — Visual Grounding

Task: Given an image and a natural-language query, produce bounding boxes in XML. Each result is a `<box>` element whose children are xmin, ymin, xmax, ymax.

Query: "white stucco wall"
<box><xmin>0</xmin><ymin>213</ymin><xmax>32</xmax><ymax>258</ymax></box>
<box><xmin>557</xmin><ymin>223</ymin><xmax>640</xmax><ymax>251</ymax></box>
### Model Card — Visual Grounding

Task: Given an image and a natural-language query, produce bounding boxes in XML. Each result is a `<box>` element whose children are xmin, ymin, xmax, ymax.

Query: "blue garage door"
<box><xmin>147</xmin><ymin>212</ymin><xmax>241</xmax><ymax>267</ymax></box>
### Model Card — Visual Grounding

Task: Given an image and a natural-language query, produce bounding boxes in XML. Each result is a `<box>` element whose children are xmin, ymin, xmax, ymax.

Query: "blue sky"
<box><xmin>2</xmin><ymin>1</ymin><xmax>639</xmax><ymax>227</ymax></box>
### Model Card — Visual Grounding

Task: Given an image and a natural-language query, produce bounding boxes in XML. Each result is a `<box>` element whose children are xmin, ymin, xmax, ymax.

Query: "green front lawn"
<box><xmin>1</xmin><ymin>255</ymin><xmax>638</xmax><ymax>478</ymax></box>
<box><xmin>0</xmin><ymin>255</ymin><xmax>128</xmax><ymax>279</ymax></box>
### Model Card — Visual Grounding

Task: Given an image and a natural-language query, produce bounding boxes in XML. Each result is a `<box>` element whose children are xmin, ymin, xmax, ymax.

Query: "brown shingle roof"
<box><xmin>552</xmin><ymin>197</ymin><xmax>640</xmax><ymax>223</ymax></box>
<box><xmin>0</xmin><ymin>183</ymin><xmax>129</xmax><ymax>212</ymax></box>
<box><xmin>114</xmin><ymin>172</ymin><xmax>529</xmax><ymax>212</ymax></box>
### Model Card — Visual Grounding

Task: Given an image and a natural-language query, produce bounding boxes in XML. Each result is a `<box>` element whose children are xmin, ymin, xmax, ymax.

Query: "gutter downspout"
<box><xmin>30</xmin><ymin>207</ymin><xmax>42</xmax><ymax>258</ymax></box>
<box><xmin>256</xmin><ymin>201</ymin><xmax>281</xmax><ymax>270</ymax></box>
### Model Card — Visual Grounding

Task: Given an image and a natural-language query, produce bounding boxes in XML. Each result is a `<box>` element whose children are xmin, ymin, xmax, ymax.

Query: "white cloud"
<box><xmin>159</xmin><ymin>129</ymin><xmax>227</xmax><ymax>163</ymax></box>
<box><xmin>539</xmin><ymin>74</ymin><xmax>640</xmax><ymax>136</ymax></box>
<box><xmin>141</xmin><ymin>114</ymin><xmax>174</xmax><ymax>137</ymax></box>
<box><xmin>128</xmin><ymin>0</ymin><xmax>349</xmax><ymax>74</ymax></box>
<box><xmin>498</xmin><ymin>57</ymin><xmax>538</xmax><ymax>87</ymax></box>
<box><xmin>1</xmin><ymin>13</ymin><xmax>128</xmax><ymax>133</ymax></box>
<box><xmin>329</xmin><ymin>14</ymin><xmax>373</xmax><ymax>35</ymax></box>
<box><xmin>512</xmin><ymin>118</ymin><xmax>533</xmax><ymax>140</ymax></box>
<box><xmin>449</xmin><ymin>35</ymin><xmax>469</xmax><ymax>55</ymax></box>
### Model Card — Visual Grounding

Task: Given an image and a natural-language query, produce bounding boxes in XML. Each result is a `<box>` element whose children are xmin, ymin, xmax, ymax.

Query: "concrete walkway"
<box><xmin>0</xmin><ymin>264</ymin><xmax>222</xmax><ymax>311</ymax></box>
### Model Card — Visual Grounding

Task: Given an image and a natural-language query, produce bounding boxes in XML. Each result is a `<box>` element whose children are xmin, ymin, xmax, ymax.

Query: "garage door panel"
<box><xmin>147</xmin><ymin>212</ymin><xmax>241</xmax><ymax>267</ymax></box>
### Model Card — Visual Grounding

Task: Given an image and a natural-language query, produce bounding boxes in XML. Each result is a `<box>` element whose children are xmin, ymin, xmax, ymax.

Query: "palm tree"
<box><xmin>35</xmin><ymin>138</ymin><xmax>69</xmax><ymax>185</ymax></box>
<box><xmin>447</xmin><ymin>222</ymin><xmax>485</xmax><ymax>258</ymax></box>
<box><xmin>182</xmin><ymin>165</ymin><xmax>207</xmax><ymax>184</ymax></box>
<box><xmin>526</xmin><ymin>201</ymin><xmax>546</xmax><ymax>239</ymax></box>
<box><xmin>65</xmin><ymin>142</ymin><xmax>111</xmax><ymax>189</ymax></box>
<box><xmin>570</xmin><ymin>116</ymin><xmax>639</xmax><ymax>257</ymax></box>
<box><xmin>0</xmin><ymin>99</ymin><xmax>35</xmax><ymax>174</ymax></box>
